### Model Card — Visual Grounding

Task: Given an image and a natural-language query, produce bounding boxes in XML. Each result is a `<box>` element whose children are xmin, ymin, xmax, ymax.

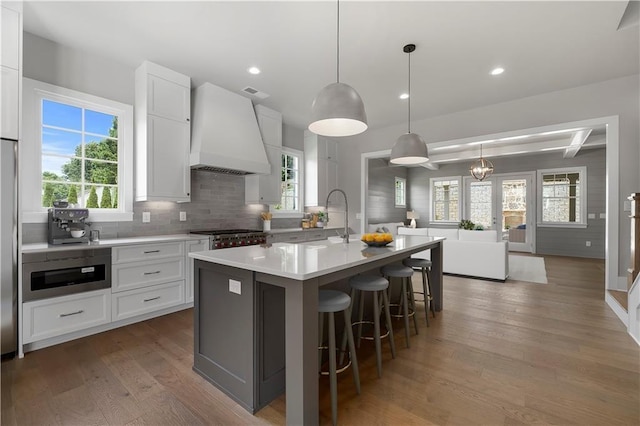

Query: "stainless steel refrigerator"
<box><xmin>1</xmin><ymin>137</ymin><xmax>18</xmax><ymax>357</ymax></box>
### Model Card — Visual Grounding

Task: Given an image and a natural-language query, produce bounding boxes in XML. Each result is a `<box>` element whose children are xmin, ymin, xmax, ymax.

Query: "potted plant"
<box><xmin>316</xmin><ymin>211</ymin><xmax>327</xmax><ymax>228</ymax></box>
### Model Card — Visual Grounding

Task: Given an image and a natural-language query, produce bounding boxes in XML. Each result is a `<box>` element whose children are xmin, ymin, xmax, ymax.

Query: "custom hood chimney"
<box><xmin>190</xmin><ymin>82</ymin><xmax>270</xmax><ymax>175</ymax></box>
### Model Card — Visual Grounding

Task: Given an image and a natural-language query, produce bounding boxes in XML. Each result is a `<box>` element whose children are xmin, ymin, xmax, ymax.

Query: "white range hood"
<box><xmin>190</xmin><ymin>82</ymin><xmax>270</xmax><ymax>175</ymax></box>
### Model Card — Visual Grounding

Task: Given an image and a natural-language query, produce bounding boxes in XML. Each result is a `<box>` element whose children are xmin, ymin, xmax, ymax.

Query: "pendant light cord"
<box><xmin>408</xmin><ymin>49</ymin><xmax>411</xmax><ymax>133</ymax></box>
<box><xmin>336</xmin><ymin>0</ymin><xmax>340</xmax><ymax>83</ymax></box>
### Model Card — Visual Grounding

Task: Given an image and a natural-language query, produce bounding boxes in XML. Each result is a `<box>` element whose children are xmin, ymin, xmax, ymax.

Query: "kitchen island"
<box><xmin>190</xmin><ymin>235</ymin><xmax>444</xmax><ymax>425</ymax></box>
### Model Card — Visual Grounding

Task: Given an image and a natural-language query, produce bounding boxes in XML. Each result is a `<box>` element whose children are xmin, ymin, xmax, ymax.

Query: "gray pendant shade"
<box><xmin>309</xmin><ymin>82</ymin><xmax>368</xmax><ymax>137</ymax></box>
<box><xmin>390</xmin><ymin>132</ymin><xmax>429</xmax><ymax>165</ymax></box>
<box><xmin>390</xmin><ymin>43</ymin><xmax>429</xmax><ymax>165</ymax></box>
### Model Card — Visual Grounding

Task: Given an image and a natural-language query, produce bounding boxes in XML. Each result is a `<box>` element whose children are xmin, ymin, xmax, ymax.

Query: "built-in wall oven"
<box><xmin>22</xmin><ymin>248</ymin><xmax>111</xmax><ymax>302</ymax></box>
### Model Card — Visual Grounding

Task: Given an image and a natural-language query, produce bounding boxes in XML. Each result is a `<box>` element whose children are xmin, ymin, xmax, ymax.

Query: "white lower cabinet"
<box><xmin>112</xmin><ymin>280</ymin><xmax>184</xmax><ymax>322</ymax></box>
<box><xmin>112</xmin><ymin>257</ymin><xmax>184</xmax><ymax>292</ymax></box>
<box><xmin>22</xmin><ymin>289</ymin><xmax>111</xmax><ymax>344</ymax></box>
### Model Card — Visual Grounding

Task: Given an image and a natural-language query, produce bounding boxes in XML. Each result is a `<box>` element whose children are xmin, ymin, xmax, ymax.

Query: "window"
<box><xmin>430</xmin><ymin>177</ymin><xmax>461</xmax><ymax>223</ymax></box>
<box><xmin>395</xmin><ymin>177</ymin><xmax>406</xmax><ymax>207</ymax></box>
<box><xmin>22</xmin><ymin>78</ymin><xmax>133</xmax><ymax>222</ymax></box>
<box><xmin>537</xmin><ymin>167</ymin><xmax>587</xmax><ymax>227</ymax></box>
<box><xmin>272</xmin><ymin>148</ymin><xmax>304</xmax><ymax>215</ymax></box>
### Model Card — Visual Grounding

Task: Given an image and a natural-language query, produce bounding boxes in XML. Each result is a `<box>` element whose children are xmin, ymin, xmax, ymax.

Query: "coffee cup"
<box><xmin>70</xmin><ymin>229</ymin><xmax>86</xmax><ymax>238</ymax></box>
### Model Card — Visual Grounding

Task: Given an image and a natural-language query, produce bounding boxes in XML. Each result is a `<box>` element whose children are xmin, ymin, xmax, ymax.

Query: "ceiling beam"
<box><xmin>420</xmin><ymin>162</ymin><xmax>440</xmax><ymax>171</ymax></box>
<box><xmin>563</xmin><ymin>129</ymin><xmax>592</xmax><ymax>158</ymax></box>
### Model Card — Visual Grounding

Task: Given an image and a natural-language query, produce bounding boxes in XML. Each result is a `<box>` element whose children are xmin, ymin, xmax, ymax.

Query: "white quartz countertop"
<box><xmin>22</xmin><ymin>234</ymin><xmax>208</xmax><ymax>254</ymax></box>
<box><xmin>190</xmin><ymin>235</ymin><xmax>445</xmax><ymax>280</ymax></box>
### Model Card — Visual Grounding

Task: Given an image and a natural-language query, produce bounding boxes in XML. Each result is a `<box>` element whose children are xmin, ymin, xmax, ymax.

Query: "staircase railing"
<box><xmin>629</xmin><ymin>193</ymin><xmax>640</xmax><ymax>290</ymax></box>
<box><xmin>628</xmin><ymin>193</ymin><xmax>640</xmax><ymax>345</ymax></box>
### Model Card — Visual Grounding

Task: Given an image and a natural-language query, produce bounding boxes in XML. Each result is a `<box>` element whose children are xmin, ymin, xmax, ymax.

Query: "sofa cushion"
<box><xmin>397</xmin><ymin>227</ymin><xmax>429</xmax><ymax>236</ymax></box>
<box><xmin>367</xmin><ymin>222</ymin><xmax>405</xmax><ymax>236</ymax></box>
<box><xmin>459</xmin><ymin>229</ymin><xmax>499</xmax><ymax>242</ymax></box>
<box><xmin>428</xmin><ymin>228</ymin><xmax>459</xmax><ymax>240</ymax></box>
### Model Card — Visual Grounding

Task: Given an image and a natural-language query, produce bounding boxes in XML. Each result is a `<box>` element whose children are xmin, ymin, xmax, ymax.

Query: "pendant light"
<box><xmin>469</xmin><ymin>144</ymin><xmax>494</xmax><ymax>181</ymax></box>
<box><xmin>309</xmin><ymin>0</ymin><xmax>368</xmax><ymax>137</ymax></box>
<box><xmin>390</xmin><ymin>44</ymin><xmax>429</xmax><ymax>165</ymax></box>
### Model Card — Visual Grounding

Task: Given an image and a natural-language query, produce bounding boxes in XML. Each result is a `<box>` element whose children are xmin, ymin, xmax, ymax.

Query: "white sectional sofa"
<box><xmin>367</xmin><ymin>222</ymin><xmax>406</xmax><ymax>237</ymax></box>
<box><xmin>397</xmin><ymin>227</ymin><xmax>509</xmax><ymax>281</ymax></box>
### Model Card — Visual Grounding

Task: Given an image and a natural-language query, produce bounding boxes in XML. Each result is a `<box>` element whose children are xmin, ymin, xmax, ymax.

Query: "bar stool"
<box><xmin>381</xmin><ymin>264</ymin><xmax>419</xmax><ymax>348</ymax></box>
<box><xmin>318</xmin><ymin>289</ymin><xmax>360</xmax><ymax>426</ymax></box>
<box><xmin>342</xmin><ymin>274</ymin><xmax>396</xmax><ymax>378</ymax></box>
<box><xmin>403</xmin><ymin>257</ymin><xmax>436</xmax><ymax>326</ymax></box>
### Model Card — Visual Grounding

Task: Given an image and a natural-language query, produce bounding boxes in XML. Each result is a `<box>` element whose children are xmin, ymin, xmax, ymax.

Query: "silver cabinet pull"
<box><xmin>59</xmin><ymin>310</ymin><xmax>84</xmax><ymax>317</ymax></box>
<box><xmin>144</xmin><ymin>250</ymin><xmax>160</xmax><ymax>254</ymax></box>
<box><xmin>143</xmin><ymin>296</ymin><xmax>160</xmax><ymax>302</ymax></box>
<box><xmin>144</xmin><ymin>271</ymin><xmax>161</xmax><ymax>275</ymax></box>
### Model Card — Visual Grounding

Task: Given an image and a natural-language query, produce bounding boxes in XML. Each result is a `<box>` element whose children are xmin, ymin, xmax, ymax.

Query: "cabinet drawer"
<box><xmin>275</xmin><ymin>233</ymin><xmax>306</xmax><ymax>243</ymax></box>
<box><xmin>112</xmin><ymin>280</ymin><xmax>184</xmax><ymax>322</ymax></box>
<box><xmin>112</xmin><ymin>241</ymin><xmax>184</xmax><ymax>264</ymax></box>
<box><xmin>112</xmin><ymin>257</ymin><xmax>184</xmax><ymax>292</ymax></box>
<box><xmin>305</xmin><ymin>230</ymin><xmax>326</xmax><ymax>242</ymax></box>
<box><xmin>23</xmin><ymin>290</ymin><xmax>111</xmax><ymax>344</ymax></box>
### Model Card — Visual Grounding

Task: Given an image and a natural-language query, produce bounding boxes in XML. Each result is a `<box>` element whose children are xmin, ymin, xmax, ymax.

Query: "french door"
<box><xmin>464</xmin><ymin>172</ymin><xmax>535</xmax><ymax>253</ymax></box>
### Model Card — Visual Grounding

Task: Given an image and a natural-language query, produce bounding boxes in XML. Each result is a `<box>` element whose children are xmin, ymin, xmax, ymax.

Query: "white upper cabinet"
<box><xmin>304</xmin><ymin>131</ymin><xmax>338</xmax><ymax>207</ymax></box>
<box><xmin>1</xmin><ymin>3</ymin><xmax>21</xmax><ymax>141</ymax></box>
<box><xmin>135</xmin><ymin>61</ymin><xmax>191</xmax><ymax>202</ymax></box>
<box><xmin>245</xmin><ymin>105</ymin><xmax>282</xmax><ymax>204</ymax></box>
<box><xmin>254</xmin><ymin>105</ymin><xmax>282</xmax><ymax>147</ymax></box>
<box><xmin>1</xmin><ymin>5</ymin><xmax>20</xmax><ymax>69</ymax></box>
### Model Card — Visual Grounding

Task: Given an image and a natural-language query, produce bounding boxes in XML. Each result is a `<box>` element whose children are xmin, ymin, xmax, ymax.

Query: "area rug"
<box><xmin>508</xmin><ymin>255</ymin><xmax>548</xmax><ymax>284</ymax></box>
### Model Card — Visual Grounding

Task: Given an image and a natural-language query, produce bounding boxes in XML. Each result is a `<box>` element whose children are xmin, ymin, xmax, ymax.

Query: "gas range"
<box><xmin>190</xmin><ymin>229</ymin><xmax>267</xmax><ymax>250</ymax></box>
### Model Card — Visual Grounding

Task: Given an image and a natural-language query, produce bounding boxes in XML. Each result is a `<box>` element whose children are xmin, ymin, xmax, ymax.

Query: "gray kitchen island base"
<box><xmin>191</xmin><ymin>236</ymin><xmax>444</xmax><ymax>425</ymax></box>
<box><xmin>193</xmin><ymin>262</ymin><xmax>286</xmax><ymax>413</ymax></box>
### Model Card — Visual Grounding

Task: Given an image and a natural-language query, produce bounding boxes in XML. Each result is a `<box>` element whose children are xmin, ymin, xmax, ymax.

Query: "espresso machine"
<box><xmin>47</xmin><ymin>207</ymin><xmax>90</xmax><ymax>244</ymax></box>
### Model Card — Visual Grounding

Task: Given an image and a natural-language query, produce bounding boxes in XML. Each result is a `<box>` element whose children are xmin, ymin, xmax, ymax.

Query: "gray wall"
<box><xmin>406</xmin><ymin>148</ymin><xmax>606</xmax><ymax>259</ymax></box>
<box><xmin>21</xmin><ymin>33</ymin><xmax>304</xmax><ymax>242</ymax></box>
<box><xmin>367</xmin><ymin>158</ymin><xmax>407</xmax><ymax>225</ymax></box>
<box><xmin>338</xmin><ymin>74</ymin><xmax>639</xmax><ymax>277</ymax></box>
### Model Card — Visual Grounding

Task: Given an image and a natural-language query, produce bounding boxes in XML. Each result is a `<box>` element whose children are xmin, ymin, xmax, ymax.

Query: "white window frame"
<box><xmin>21</xmin><ymin>78</ymin><xmax>134</xmax><ymax>223</ymax></box>
<box><xmin>395</xmin><ymin>176</ymin><xmax>406</xmax><ymax>208</ymax></box>
<box><xmin>270</xmin><ymin>147</ymin><xmax>304</xmax><ymax>218</ymax></box>
<box><xmin>429</xmin><ymin>176</ymin><xmax>462</xmax><ymax>224</ymax></box>
<box><xmin>537</xmin><ymin>166</ymin><xmax>587</xmax><ymax>228</ymax></box>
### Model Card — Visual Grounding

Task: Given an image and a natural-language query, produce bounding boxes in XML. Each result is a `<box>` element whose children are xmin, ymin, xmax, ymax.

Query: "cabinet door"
<box><xmin>255</xmin><ymin>105</ymin><xmax>282</xmax><ymax>147</ymax></box>
<box><xmin>1</xmin><ymin>66</ymin><xmax>19</xmax><ymax>140</ymax></box>
<box><xmin>1</xmin><ymin>6</ymin><xmax>20</xmax><ymax>69</ymax></box>
<box><xmin>245</xmin><ymin>145</ymin><xmax>282</xmax><ymax>204</ymax></box>
<box><xmin>22</xmin><ymin>290</ymin><xmax>111</xmax><ymax>344</ymax></box>
<box><xmin>147</xmin><ymin>74</ymin><xmax>190</xmax><ymax>123</ymax></box>
<box><xmin>146</xmin><ymin>116</ymin><xmax>190</xmax><ymax>201</ymax></box>
<box><xmin>186</xmin><ymin>239</ymin><xmax>209</xmax><ymax>303</ymax></box>
<box><xmin>322</xmin><ymin>138</ymin><xmax>338</xmax><ymax>162</ymax></box>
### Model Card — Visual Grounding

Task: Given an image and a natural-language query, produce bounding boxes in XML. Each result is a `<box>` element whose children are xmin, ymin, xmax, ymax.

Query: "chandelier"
<box><xmin>469</xmin><ymin>144</ymin><xmax>494</xmax><ymax>181</ymax></box>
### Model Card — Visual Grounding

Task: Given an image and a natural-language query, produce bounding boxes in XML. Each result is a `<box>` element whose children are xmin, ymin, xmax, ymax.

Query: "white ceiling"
<box><xmin>23</xmin><ymin>1</ymin><xmax>639</xmax><ymax>152</ymax></box>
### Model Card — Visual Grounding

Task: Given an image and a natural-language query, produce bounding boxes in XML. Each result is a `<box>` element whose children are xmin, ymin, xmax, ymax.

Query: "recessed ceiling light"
<box><xmin>399</xmin><ymin>93</ymin><xmax>409</xmax><ymax>100</ymax></box>
<box><xmin>490</xmin><ymin>67</ymin><xmax>505</xmax><ymax>76</ymax></box>
<box><xmin>247</xmin><ymin>66</ymin><xmax>261</xmax><ymax>75</ymax></box>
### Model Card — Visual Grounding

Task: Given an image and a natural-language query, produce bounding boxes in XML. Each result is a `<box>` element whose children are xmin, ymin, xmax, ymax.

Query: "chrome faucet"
<box><xmin>325</xmin><ymin>188</ymin><xmax>349</xmax><ymax>243</ymax></box>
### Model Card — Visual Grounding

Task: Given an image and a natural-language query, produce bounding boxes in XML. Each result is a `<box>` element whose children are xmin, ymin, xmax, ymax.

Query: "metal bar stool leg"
<box><xmin>372</xmin><ymin>290</ymin><xmax>382</xmax><ymax>377</ymax></box>
<box><xmin>343</xmin><ymin>307</ymin><xmax>361</xmax><ymax>394</ymax></box>
<box><xmin>381</xmin><ymin>289</ymin><xmax>396</xmax><ymax>358</ymax></box>
<box><xmin>356</xmin><ymin>288</ymin><xmax>365</xmax><ymax>348</ymax></box>
<box><xmin>401</xmin><ymin>277</ymin><xmax>411</xmax><ymax>348</ymax></box>
<box><xmin>421</xmin><ymin>266</ymin><xmax>430</xmax><ymax>326</ymax></box>
<box><xmin>407</xmin><ymin>278</ymin><xmax>419</xmax><ymax>335</ymax></box>
<box><xmin>427</xmin><ymin>266</ymin><xmax>436</xmax><ymax>318</ymax></box>
<box><xmin>328</xmin><ymin>312</ymin><xmax>338</xmax><ymax>426</ymax></box>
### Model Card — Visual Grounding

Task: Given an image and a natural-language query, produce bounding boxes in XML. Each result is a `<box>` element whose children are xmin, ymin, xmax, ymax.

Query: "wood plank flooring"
<box><xmin>2</xmin><ymin>255</ymin><xmax>638</xmax><ymax>425</ymax></box>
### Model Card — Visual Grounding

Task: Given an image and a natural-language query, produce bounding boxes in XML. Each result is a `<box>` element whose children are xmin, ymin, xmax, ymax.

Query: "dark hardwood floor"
<box><xmin>2</xmin><ymin>255</ymin><xmax>638</xmax><ymax>425</ymax></box>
